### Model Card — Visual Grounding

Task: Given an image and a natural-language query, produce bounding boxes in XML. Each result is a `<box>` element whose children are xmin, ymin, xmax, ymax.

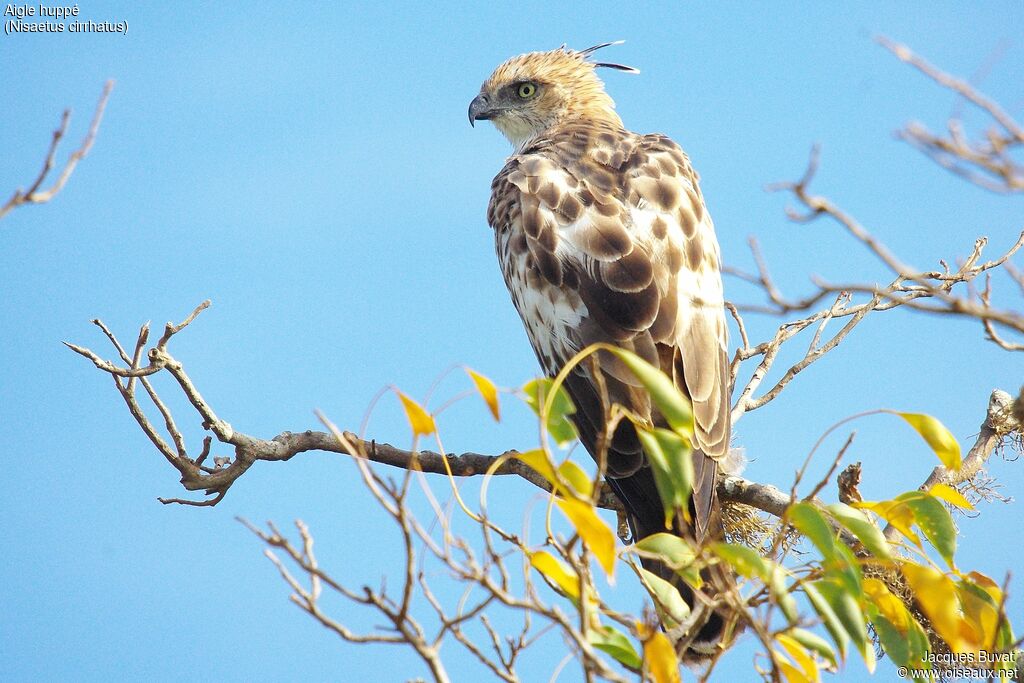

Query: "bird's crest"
<box><xmin>577</xmin><ymin>41</ymin><xmax>640</xmax><ymax>74</ymax></box>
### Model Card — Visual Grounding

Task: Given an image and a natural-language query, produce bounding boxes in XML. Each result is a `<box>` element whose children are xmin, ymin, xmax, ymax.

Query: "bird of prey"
<box><xmin>470</xmin><ymin>43</ymin><xmax>732</xmax><ymax>655</ymax></box>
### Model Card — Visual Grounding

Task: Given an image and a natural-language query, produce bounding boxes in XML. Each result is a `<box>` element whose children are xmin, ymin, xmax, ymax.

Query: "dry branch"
<box><xmin>877</xmin><ymin>36</ymin><xmax>1024</xmax><ymax>194</ymax></box>
<box><xmin>65</xmin><ymin>301</ymin><xmax>1017</xmax><ymax>542</ymax></box>
<box><xmin>64</xmin><ymin>300</ymin><xmax>791</xmax><ymax>518</ymax></box>
<box><xmin>1</xmin><ymin>81</ymin><xmax>114</xmax><ymax>221</ymax></box>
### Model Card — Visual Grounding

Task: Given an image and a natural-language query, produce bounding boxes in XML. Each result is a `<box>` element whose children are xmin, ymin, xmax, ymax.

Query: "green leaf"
<box><xmin>897</xmin><ymin>491</ymin><xmax>957</xmax><ymax>567</ymax></box>
<box><xmin>870</xmin><ymin>614</ymin><xmax>922</xmax><ymax>674</ymax></box>
<box><xmin>801</xmin><ymin>580</ymin><xmax>849</xmax><ymax>661</ymax></box>
<box><xmin>711</xmin><ymin>542</ymin><xmax>769</xmax><ymax>580</ymax></box>
<box><xmin>790</xmin><ymin>503</ymin><xmax>862</xmax><ymax>593</ymax></box>
<box><xmin>814</xmin><ymin>578</ymin><xmax>871</xmax><ymax>670</ymax></box>
<box><xmin>635</xmin><ymin>426</ymin><xmax>694</xmax><ymax>528</ymax></box>
<box><xmin>634</xmin><ymin>533</ymin><xmax>702</xmax><ymax>589</ymax></box>
<box><xmin>588</xmin><ymin>625</ymin><xmax>642</xmax><ymax>670</ymax></box>
<box><xmin>824</xmin><ymin>542</ymin><xmax>863</xmax><ymax>595</ymax></box>
<box><xmin>896</xmin><ymin>412</ymin><xmax>962</xmax><ymax>471</ymax></box>
<box><xmin>557</xmin><ymin>460</ymin><xmax>593</xmax><ymax>498</ymax></box>
<box><xmin>789</xmin><ymin>502</ymin><xmax>838</xmax><ymax>559</ymax></box>
<box><xmin>826</xmin><ymin>502</ymin><xmax>893</xmax><ymax>560</ymax></box>
<box><xmin>770</xmin><ymin>565</ymin><xmax>799</xmax><ymax>625</ymax></box>
<box><xmin>605</xmin><ymin>348</ymin><xmax>694</xmax><ymax>437</ymax></box>
<box><xmin>638</xmin><ymin>568</ymin><xmax>690</xmax><ymax>627</ymax></box>
<box><xmin>522</xmin><ymin>378</ymin><xmax>578</xmax><ymax>446</ymax></box>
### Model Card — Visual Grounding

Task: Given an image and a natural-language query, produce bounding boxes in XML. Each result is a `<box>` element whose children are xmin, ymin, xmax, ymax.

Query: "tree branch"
<box><xmin>1</xmin><ymin>81</ymin><xmax>114</xmax><ymax>221</ymax></box>
<box><xmin>876</xmin><ymin>36</ymin><xmax>1024</xmax><ymax>194</ymax></box>
<box><xmin>883</xmin><ymin>389</ymin><xmax>1021</xmax><ymax>540</ymax></box>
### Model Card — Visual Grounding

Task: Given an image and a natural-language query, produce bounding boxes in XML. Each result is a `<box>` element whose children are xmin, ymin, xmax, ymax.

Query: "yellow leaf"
<box><xmin>514</xmin><ymin>449</ymin><xmax>560</xmax><ymax>489</ymax></box>
<box><xmin>956</xmin><ymin>580</ymin><xmax>1000</xmax><ymax>650</ymax></box>
<box><xmin>639</xmin><ymin>623</ymin><xmax>681</xmax><ymax>683</ymax></box>
<box><xmin>529</xmin><ymin>550</ymin><xmax>580</xmax><ymax>600</ymax></box>
<box><xmin>854</xmin><ymin>500</ymin><xmax>920</xmax><ymax>546</ymax></box>
<box><xmin>964</xmin><ymin>570</ymin><xmax>1002</xmax><ymax>603</ymax></box>
<box><xmin>556</xmin><ymin>496</ymin><xmax>616</xmax><ymax>577</ymax></box>
<box><xmin>901</xmin><ymin>562</ymin><xmax>971</xmax><ymax>653</ymax></box>
<box><xmin>928</xmin><ymin>483</ymin><xmax>974</xmax><ymax>510</ymax></box>
<box><xmin>896</xmin><ymin>412</ymin><xmax>962</xmax><ymax>471</ymax></box>
<box><xmin>777</xmin><ymin>657</ymin><xmax>813</xmax><ymax>683</ymax></box>
<box><xmin>396</xmin><ymin>391</ymin><xmax>436</xmax><ymax>437</ymax></box>
<box><xmin>863</xmin><ymin>578</ymin><xmax>912</xmax><ymax>633</ymax></box>
<box><xmin>514</xmin><ymin>450</ymin><xmax>593</xmax><ymax>499</ymax></box>
<box><xmin>776</xmin><ymin>633</ymin><xmax>821</xmax><ymax>683</ymax></box>
<box><xmin>465</xmin><ymin>368</ymin><xmax>500</xmax><ymax>421</ymax></box>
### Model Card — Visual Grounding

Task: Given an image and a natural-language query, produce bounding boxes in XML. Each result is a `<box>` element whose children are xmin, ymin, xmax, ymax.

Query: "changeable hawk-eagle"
<box><xmin>470</xmin><ymin>43</ymin><xmax>732</xmax><ymax>655</ymax></box>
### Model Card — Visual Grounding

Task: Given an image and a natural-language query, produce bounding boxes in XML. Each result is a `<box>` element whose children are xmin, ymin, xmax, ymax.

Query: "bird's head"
<box><xmin>469</xmin><ymin>42</ymin><xmax>637</xmax><ymax>150</ymax></box>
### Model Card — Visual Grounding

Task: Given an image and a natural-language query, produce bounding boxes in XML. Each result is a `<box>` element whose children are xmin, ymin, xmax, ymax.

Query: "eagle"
<box><xmin>470</xmin><ymin>43</ymin><xmax>733</xmax><ymax>655</ymax></box>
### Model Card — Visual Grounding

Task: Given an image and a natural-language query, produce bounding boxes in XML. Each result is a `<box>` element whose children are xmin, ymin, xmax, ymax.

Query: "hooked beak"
<box><xmin>468</xmin><ymin>93</ymin><xmax>494</xmax><ymax>127</ymax></box>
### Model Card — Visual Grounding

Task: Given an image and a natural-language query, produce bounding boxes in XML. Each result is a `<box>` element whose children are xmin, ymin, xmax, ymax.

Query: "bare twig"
<box><xmin>876</xmin><ymin>36</ymin><xmax>1024</xmax><ymax>194</ymax></box>
<box><xmin>725</xmin><ymin>144</ymin><xmax>1024</xmax><ymax>385</ymax></box>
<box><xmin>1</xmin><ymin>81</ymin><xmax>114</xmax><ymax>221</ymax></box>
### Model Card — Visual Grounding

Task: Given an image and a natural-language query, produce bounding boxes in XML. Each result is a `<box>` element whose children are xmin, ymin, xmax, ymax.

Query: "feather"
<box><xmin>577</xmin><ymin>41</ymin><xmax>639</xmax><ymax>74</ymax></box>
<box><xmin>593</xmin><ymin>62</ymin><xmax>640</xmax><ymax>74</ymax></box>
<box><xmin>578</xmin><ymin>40</ymin><xmax>624</xmax><ymax>56</ymax></box>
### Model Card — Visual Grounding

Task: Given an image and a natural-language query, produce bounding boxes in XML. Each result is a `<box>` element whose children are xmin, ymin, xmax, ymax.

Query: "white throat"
<box><xmin>493</xmin><ymin>116</ymin><xmax>542</xmax><ymax>154</ymax></box>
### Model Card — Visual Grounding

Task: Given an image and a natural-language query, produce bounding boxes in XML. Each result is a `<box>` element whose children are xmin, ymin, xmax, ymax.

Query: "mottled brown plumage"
<box><xmin>471</xmin><ymin>44</ymin><xmax>732</xmax><ymax>655</ymax></box>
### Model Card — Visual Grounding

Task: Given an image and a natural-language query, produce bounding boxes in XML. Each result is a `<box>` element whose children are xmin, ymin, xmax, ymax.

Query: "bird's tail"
<box><xmin>606</xmin><ymin>461</ymin><xmax>734</xmax><ymax>659</ymax></box>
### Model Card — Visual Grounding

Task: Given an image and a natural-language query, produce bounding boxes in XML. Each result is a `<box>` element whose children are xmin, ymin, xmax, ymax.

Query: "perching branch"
<box><xmin>63</xmin><ymin>300</ymin><xmax>785</xmax><ymax>517</ymax></box>
<box><xmin>1</xmin><ymin>81</ymin><xmax>114</xmax><ymax>221</ymax></box>
<box><xmin>64</xmin><ymin>301</ymin><xmax>1018</xmax><ymax>538</ymax></box>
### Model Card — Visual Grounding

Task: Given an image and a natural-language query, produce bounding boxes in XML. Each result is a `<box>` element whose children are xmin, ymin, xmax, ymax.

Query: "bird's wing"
<box><xmin>489</xmin><ymin>123</ymin><xmax>730</xmax><ymax>538</ymax></box>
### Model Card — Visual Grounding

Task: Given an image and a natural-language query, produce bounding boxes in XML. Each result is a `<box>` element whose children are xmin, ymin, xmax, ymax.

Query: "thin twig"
<box><xmin>1</xmin><ymin>81</ymin><xmax>114</xmax><ymax>221</ymax></box>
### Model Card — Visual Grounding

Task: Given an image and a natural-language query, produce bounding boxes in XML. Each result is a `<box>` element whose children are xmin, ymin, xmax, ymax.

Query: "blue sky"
<box><xmin>2</xmin><ymin>2</ymin><xmax>1022</xmax><ymax>681</ymax></box>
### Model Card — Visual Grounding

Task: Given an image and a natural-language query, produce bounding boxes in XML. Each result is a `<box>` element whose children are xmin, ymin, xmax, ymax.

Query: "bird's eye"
<box><xmin>517</xmin><ymin>82</ymin><xmax>537</xmax><ymax>99</ymax></box>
